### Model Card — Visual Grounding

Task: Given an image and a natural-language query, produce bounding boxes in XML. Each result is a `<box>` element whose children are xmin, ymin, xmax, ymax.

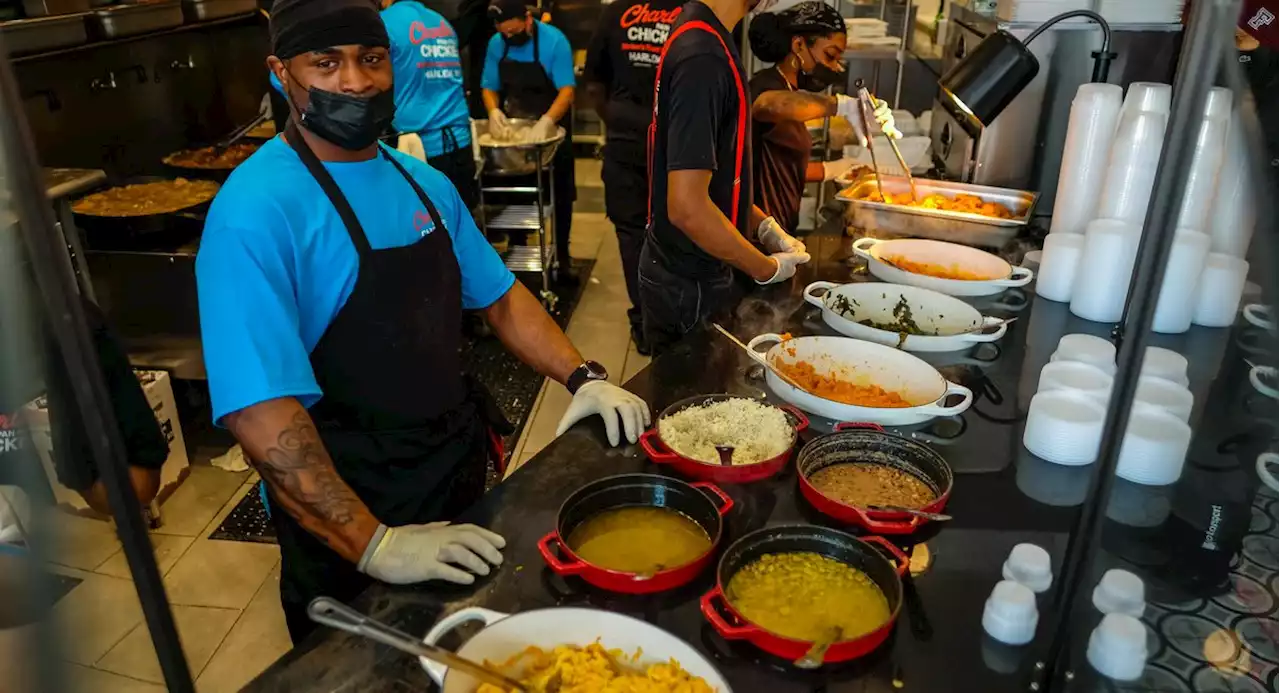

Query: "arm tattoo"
<box><xmin>754</xmin><ymin>91</ymin><xmax>835</xmax><ymax>121</ymax></box>
<box><xmin>234</xmin><ymin>410</ymin><xmax>367</xmax><ymax>547</ymax></box>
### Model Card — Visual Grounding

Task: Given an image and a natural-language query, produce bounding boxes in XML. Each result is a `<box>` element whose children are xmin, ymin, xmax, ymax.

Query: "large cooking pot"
<box><xmin>71</xmin><ymin>176</ymin><xmax>216</xmax><ymax>246</ymax></box>
<box><xmin>797</xmin><ymin>422</ymin><xmax>954</xmax><ymax>534</ymax></box>
<box><xmin>537</xmin><ymin>473</ymin><xmax>732</xmax><ymax>594</ymax></box>
<box><xmin>475</xmin><ymin>118</ymin><xmax>564</xmax><ymax>176</ymax></box>
<box><xmin>422</xmin><ymin>606</ymin><xmax>733</xmax><ymax>692</ymax></box>
<box><xmin>853</xmin><ymin>237</ymin><xmax>1034</xmax><ymax>297</ymax></box>
<box><xmin>745</xmin><ymin>333</ymin><xmax>973</xmax><ymax>425</ymax></box>
<box><xmin>804</xmin><ymin>281</ymin><xmax>1008</xmax><ymax>352</ymax></box>
<box><xmin>639</xmin><ymin>394</ymin><xmax>809</xmax><ymax>483</ymax></box>
<box><xmin>700</xmin><ymin>525</ymin><xmax>906</xmax><ymax>664</ymax></box>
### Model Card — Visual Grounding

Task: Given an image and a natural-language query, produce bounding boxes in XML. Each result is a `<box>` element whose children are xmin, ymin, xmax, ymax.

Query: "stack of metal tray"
<box><xmin>87</xmin><ymin>0</ymin><xmax>183</xmax><ymax>39</ymax></box>
<box><xmin>1</xmin><ymin>14</ymin><xmax>88</xmax><ymax>55</ymax></box>
<box><xmin>836</xmin><ymin>173</ymin><xmax>1039</xmax><ymax>249</ymax></box>
<box><xmin>181</xmin><ymin>0</ymin><xmax>256</xmax><ymax>22</ymax></box>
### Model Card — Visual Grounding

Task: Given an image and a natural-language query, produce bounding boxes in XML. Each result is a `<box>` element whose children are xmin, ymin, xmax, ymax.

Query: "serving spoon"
<box><xmin>866</xmin><ymin>505</ymin><xmax>953</xmax><ymax>522</ymax></box>
<box><xmin>794</xmin><ymin>626</ymin><xmax>843</xmax><ymax>669</ymax></box>
<box><xmin>307</xmin><ymin>597</ymin><xmax>529</xmax><ymax>692</ymax></box>
<box><xmin>711</xmin><ymin>323</ymin><xmax>810</xmax><ymax>393</ymax></box>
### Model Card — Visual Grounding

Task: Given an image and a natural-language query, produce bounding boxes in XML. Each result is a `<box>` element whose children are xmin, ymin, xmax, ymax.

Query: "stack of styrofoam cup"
<box><xmin>1035</xmin><ymin>233</ymin><xmax>1085</xmax><ymax>302</ymax></box>
<box><xmin>1052</xmin><ymin>334</ymin><xmax>1117</xmax><ymax>374</ymax></box>
<box><xmin>1120</xmin><ymin>82</ymin><xmax>1172</xmax><ymax>117</ymax></box>
<box><xmin>1141</xmin><ymin>347</ymin><xmax>1189</xmax><ymax>386</ymax></box>
<box><xmin>1192</xmin><ymin>253</ymin><xmax>1251</xmax><ymax>327</ymax></box>
<box><xmin>1071</xmin><ymin>220</ymin><xmax>1142</xmax><ymax>323</ymax></box>
<box><xmin>1023</xmin><ymin>390</ymin><xmax>1107</xmax><ymax>465</ymax></box>
<box><xmin>1038</xmin><ymin>360</ymin><xmax>1113</xmax><ymax>402</ymax></box>
<box><xmin>1116</xmin><ymin>406</ymin><xmax>1193</xmax><ymax>485</ymax></box>
<box><xmin>982</xmin><ymin>581</ymin><xmax>1039</xmax><ymax>646</ymax></box>
<box><xmin>1151</xmin><ymin>229</ymin><xmax>1212</xmax><ymax>333</ymax></box>
<box><xmin>1174</xmin><ymin>88</ymin><xmax>1232</xmax><ymax>231</ymax></box>
<box><xmin>1002</xmin><ymin>544</ymin><xmax>1053</xmax><ymax>593</ymax></box>
<box><xmin>1096</xmin><ymin>109</ymin><xmax>1168</xmax><ymax>226</ymax></box>
<box><xmin>1134</xmin><ymin>376</ymin><xmax>1194</xmax><ymax>422</ymax></box>
<box><xmin>1087</xmin><ymin>614</ymin><xmax>1149</xmax><ymax>681</ymax></box>
<box><xmin>1207</xmin><ymin>118</ymin><xmax>1254</xmax><ymax>257</ymax></box>
<box><xmin>1092</xmin><ymin>569</ymin><xmax>1146</xmax><ymax>618</ymax></box>
<box><xmin>1049</xmin><ymin>83</ymin><xmax>1124</xmax><ymax>236</ymax></box>
<box><xmin>1202</xmin><ymin>86</ymin><xmax>1233</xmax><ymax>121</ymax></box>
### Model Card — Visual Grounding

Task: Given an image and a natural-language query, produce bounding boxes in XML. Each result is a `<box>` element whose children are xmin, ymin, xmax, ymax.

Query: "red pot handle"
<box><xmin>700</xmin><ymin>587</ymin><xmax>757</xmax><ymax>640</ymax></box>
<box><xmin>639</xmin><ymin>428</ymin><xmax>679</xmax><ymax>464</ymax></box>
<box><xmin>778</xmin><ymin>405</ymin><xmax>810</xmax><ymax>434</ymax></box>
<box><xmin>690</xmin><ymin>481</ymin><xmax>734</xmax><ymax>516</ymax></box>
<box><xmin>537</xmin><ymin>532</ymin><xmax>587</xmax><ymax>576</ymax></box>
<box><xmin>851</xmin><ymin>505</ymin><xmax>924</xmax><ymax>534</ymax></box>
<box><xmin>835</xmin><ymin>421</ymin><xmax>885</xmax><ymax>432</ymax></box>
<box><xmin>860</xmin><ymin>535</ymin><xmax>910</xmax><ymax>577</ymax></box>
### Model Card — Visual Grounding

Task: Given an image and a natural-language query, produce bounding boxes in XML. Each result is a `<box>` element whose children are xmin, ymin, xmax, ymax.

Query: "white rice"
<box><xmin>657</xmin><ymin>398</ymin><xmax>793</xmax><ymax>466</ymax></box>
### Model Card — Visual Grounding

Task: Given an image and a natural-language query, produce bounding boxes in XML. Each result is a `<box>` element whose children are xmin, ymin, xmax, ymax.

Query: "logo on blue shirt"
<box><xmin>413</xmin><ymin>209</ymin><xmax>437</xmax><ymax>236</ymax></box>
<box><xmin>409</xmin><ymin>20</ymin><xmax>462</xmax><ymax>80</ymax></box>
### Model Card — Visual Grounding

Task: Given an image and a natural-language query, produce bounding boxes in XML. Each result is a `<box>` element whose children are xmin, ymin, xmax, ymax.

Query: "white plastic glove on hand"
<box><xmin>555</xmin><ymin>380</ymin><xmax>651</xmax><ymax>447</ymax></box>
<box><xmin>756</xmin><ymin>251</ymin><xmax>812</xmax><ymax>285</ymax></box>
<box><xmin>757</xmin><ymin>216</ymin><xmax>806</xmax><ymax>254</ymax></box>
<box><xmin>529</xmin><ymin>115</ymin><xmax>558</xmax><ymax>142</ymax></box>
<box><xmin>835</xmin><ymin>94</ymin><xmax>901</xmax><ymax>146</ymax></box>
<box><xmin>821</xmin><ymin>157</ymin><xmax>861</xmax><ymax>182</ymax></box>
<box><xmin>358</xmin><ymin>522</ymin><xmax>506</xmax><ymax>585</ymax></box>
<box><xmin>487</xmin><ymin>108</ymin><xmax>512</xmax><ymax>140</ymax></box>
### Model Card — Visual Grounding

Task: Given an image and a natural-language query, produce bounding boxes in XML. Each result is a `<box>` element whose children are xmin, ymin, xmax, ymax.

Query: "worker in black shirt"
<box><xmin>748</xmin><ymin>2</ymin><xmax>897</xmax><ymax>233</ymax></box>
<box><xmin>642</xmin><ymin>0</ymin><xmax>810</xmax><ymax>355</ymax></box>
<box><xmin>584</xmin><ymin>0</ymin><xmax>685</xmax><ymax>354</ymax></box>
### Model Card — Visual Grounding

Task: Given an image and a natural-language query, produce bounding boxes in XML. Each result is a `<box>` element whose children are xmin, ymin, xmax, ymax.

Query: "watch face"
<box><xmin>584</xmin><ymin>360</ymin><xmax>608</xmax><ymax>379</ymax></box>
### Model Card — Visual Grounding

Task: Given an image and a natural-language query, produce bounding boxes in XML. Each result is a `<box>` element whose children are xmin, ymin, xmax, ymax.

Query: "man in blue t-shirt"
<box><xmin>481</xmin><ymin>0</ymin><xmax>579</xmax><ymax>283</ymax></box>
<box><xmin>199</xmin><ymin>0</ymin><xmax>648</xmax><ymax>643</ymax></box>
<box><xmin>379</xmin><ymin>0</ymin><xmax>479</xmax><ymax>209</ymax></box>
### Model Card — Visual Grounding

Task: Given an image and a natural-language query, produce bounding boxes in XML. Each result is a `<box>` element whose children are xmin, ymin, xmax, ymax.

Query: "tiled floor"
<box><xmin>43</xmin><ymin>157</ymin><xmax>644</xmax><ymax>691</ymax></box>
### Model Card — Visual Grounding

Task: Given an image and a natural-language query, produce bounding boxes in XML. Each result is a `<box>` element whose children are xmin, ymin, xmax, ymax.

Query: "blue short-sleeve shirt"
<box><xmin>196</xmin><ymin>137</ymin><xmax>515</xmax><ymax>424</ymax></box>
<box><xmin>382</xmin><ymin>2</ymin><xmax>472</xmax><ymax>158</ymax></box>
<box><xmin>481</xmin><ymin>21</ymin><xmax>576</xmax><ymax>94</ymax></box>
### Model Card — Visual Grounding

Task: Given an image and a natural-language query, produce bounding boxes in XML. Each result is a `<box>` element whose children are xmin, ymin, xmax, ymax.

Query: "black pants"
<box><xmin>601</xmin><ymin>153</ymin><xmax>647</xmax><ymax>336</ymax></box>
<box><xmin>638</xmin><ymin>240</ymin><xmax>738</xmax><ymax>356</ymax></box>
<box><xmin>551</xmin><ymin>137</ymin><xmax>575</xmax><ymax>268</ymax></box>
<box><xmin>428</xmin><ymin>146</ymin><xmax>480</xmax><ymax>212</ymax></box>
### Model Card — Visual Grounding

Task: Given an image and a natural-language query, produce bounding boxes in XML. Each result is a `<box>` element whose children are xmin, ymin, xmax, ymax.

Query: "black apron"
<box><xmin>496</xmin><ymin>25</ymin><xmax>576</xmax><ymax>263</ymax></box>
<box><xmin>267</xmin><ymin>122</ymin><xmax>491</xmax><ymax>643</ymax></box>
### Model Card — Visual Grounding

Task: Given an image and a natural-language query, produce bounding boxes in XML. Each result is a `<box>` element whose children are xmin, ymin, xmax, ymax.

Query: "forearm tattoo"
<box><xmin>234</xmin><ymin>410</ymin><xmax>367</xmax><ymax>549</ymax></box>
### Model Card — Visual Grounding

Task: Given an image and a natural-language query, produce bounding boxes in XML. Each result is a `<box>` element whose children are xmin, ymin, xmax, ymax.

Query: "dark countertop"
<box><xmin>245</xmin><ymin>221</ymin><xmax>1278</xmax><ymax>693</ymax></box>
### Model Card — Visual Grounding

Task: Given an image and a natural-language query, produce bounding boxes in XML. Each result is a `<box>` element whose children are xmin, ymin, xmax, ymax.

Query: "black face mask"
<box><xmin>293</xmin><ymin>81</ymin><xmax>396</xmax><ymax>151</ymax></box>
<box><xmin>796</xmin><ymin>47</ymin><xmax>845</xmax><ymax>92</ymax></box>
<box><xmin>503</xmin><ymin>31</ymin><xmax>531</xmax><ymax>47</ymax></box>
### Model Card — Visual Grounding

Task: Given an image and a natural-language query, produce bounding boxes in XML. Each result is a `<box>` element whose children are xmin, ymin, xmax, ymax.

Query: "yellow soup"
<box><xmin>726</xmin><ymin>552</ymin><xmax>891</xmax><ymax>642</ymax></box>
<box><xmin>567</xmin><ymin>506</ymin><xmax>712</xmax><ymax>574</ymax></box>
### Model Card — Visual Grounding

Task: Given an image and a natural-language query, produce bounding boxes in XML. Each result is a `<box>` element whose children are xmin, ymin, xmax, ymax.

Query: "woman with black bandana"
<box><xmin>747</xmin><ymin>2</ymin><xmax>898</xmax><ymax>233</ymax></box>
<box><xmin>196</xmin><ymin>0</ymin><xmax>648</xmax><ymax>642</ymax></box>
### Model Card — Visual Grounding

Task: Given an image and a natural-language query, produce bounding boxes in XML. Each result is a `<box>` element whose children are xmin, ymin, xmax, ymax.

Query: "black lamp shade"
<box><xmin>938</xmin><ymin>29</ymin><xmax>1040</xmax><ymax>130</ymax></box>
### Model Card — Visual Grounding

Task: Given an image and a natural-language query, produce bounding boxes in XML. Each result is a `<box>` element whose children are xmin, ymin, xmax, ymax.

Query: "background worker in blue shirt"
<box><xmin>199</xmin><ymin>0</ymin><xmax>648</xmax><ymax>643</ymax></box>
<box><xmin>380</xmin><ymin>0</ymin><xmax>479</xmax><ymax>209</ymax></box>
<box><xmin>481</xmin><ymin>0</ymin><xmax>579</xmax><ymax>283</ymax></box>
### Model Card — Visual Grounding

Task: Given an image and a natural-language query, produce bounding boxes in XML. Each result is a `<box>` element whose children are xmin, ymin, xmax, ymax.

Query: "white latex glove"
<box><xmin>555</xmin><ymin>380</ymin><xmax>651</xmax><ymax>447</ymax></box>
<box><xmin>757</xmin><ymin>216</ymin><xmax>806</xmax><ymax>254</ymax></box>
<box><xmin>487</xmin><ymin>108</ymin><xmax>512</xmax><ymax>140</ymax></box>
<box><xmin>529</xmin><ymin>114</ymin><xmax>558</xmax><ymax>142</ymax></box>
<box><xmin>756</xmin><ymin>251</ymin><xmax>812</xmax><ymax>285</ymax></box>
<box><xmin>358</xmin><ymin>521</ymin><xmax>505</xmax><ymax>585</ymax></box>
<box><xmin>821</xmin><ymin>157</ymin><xmax>861</xmax><ymax>182</ymax></box>
<box><xmin>835</xmin><ymin>94</ymin><xmax>901</xmax><ymax>146</ymax></box>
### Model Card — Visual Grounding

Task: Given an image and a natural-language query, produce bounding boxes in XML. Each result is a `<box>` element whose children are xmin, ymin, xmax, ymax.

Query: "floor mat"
<box><xmin>208</xmin><ymin>260</ymin><xmax>594</xmax><ymax>544</ymax></box>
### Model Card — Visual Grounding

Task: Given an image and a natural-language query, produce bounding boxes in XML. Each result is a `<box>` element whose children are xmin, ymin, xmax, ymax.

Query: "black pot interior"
<box><xmin>796</xmin><ymin>431</ymin><xmax>953</xmax><ymax>500</ymax></box>
<box><xmin>719</xmin><ymin>525</ymin><xmax>903</xmax><ymax>615</ymax></box>
<box><xmin>558</xmin><ymin>474</ymin><xmax>723</xmax><ymax>546</ymax></box>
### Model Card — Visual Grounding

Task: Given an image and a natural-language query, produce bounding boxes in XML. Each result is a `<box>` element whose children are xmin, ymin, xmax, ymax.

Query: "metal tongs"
<box><xmin>307</xmin><ymin>597</ymin><xmax>529</xmax><ymax>692</ymax></box>
<box><xmin>853</xmin><ymin>78</ymin><xmax>917</xmax><ymax>203</ymax></box>
<box><xmin>212</xmin><ymin>110</ymin><xmax>269</xmax><ymax>155</ymax></box>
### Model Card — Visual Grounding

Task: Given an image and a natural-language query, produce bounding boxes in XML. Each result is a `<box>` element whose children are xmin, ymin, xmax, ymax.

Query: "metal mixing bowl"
<box><xmin>474</xmin><ymin>118</ymin><xmax>565</xmax><ymax>176</ymax></box>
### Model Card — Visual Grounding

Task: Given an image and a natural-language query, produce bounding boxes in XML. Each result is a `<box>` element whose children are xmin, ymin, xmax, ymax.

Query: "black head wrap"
<box><xmin>487</xmin><ymin>0</ymin><xmax>528</xmax><ymax>23</ymax></box>
<box><xmin>748</xmin><ymin>1</ymin><xmax>846</xmax><ymax>62</ymax></box>
<box><xmin>270</xmin><ymin>0</ymin><xmax>389</xmax><ymax>60</ymax></box>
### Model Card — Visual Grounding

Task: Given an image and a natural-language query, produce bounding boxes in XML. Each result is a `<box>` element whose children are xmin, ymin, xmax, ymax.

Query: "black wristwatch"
<box><xmin>567</xmin><ymin>360</ymin><xmax>609</xmax><ymax>394</ymax></box>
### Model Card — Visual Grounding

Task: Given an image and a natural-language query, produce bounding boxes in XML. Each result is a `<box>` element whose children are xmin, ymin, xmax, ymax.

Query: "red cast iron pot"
<box><xmin>700</xmin><ymin>524</ymin><xmax>907</xmax><ymax>664</ymax></box>
<box><xmin>537</xmin><ymin>473</ymin><xmax>733</xmax><ymax>595</ymax></box>
<box><xmin>797</xmin><ymin>422</ymin><xmax>954</xmax><ymax>535</ymax></box>
<box><xmin>639</xmin><ymin>394</ymin><xmax>810</xmax><ymax>483</ymax></box>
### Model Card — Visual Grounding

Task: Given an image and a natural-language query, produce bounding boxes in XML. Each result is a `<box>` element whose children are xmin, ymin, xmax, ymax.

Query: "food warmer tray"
<box><xmin>22</xmin><ymin>0</ymin><xmax>90</xmax><ymax>17</ymax></box>
<box><xmin>836</xmin><ymin>173</ymin><xmax>1039</xmax><ymax>249</ymax></box>
<box><xmin>87</xmin><ymin>0</ymin><xmax>184</xmax><ymax>40</ymax></box>
<box><xmin>0</xmin><ymin>14</ymin><xmax>88</xmax><ymax>55</ymax></box>
<box><xmin>181</xmin><ymin>0</ymin><xmax>256</xmax><ymax>22</ymax></box>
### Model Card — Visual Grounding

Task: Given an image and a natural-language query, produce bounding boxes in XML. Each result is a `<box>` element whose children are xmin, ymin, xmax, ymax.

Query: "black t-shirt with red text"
<box><xmin>646</xmin><ymin>1</ymin><xmax>752</xmax><ymax>279</ymax></box>
<box><xmin>583</xmin><ymin>0</ymin><xmax>685</xmax><ymax>163</ymax></box>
